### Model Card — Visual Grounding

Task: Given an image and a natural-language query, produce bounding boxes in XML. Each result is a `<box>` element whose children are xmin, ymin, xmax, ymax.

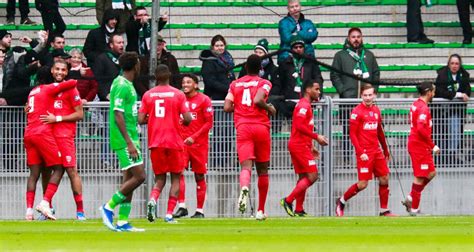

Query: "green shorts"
<box><xmin>114</xmin><ymin>144</ymin><xmax>144</xmax><ymax>170</ymax></box>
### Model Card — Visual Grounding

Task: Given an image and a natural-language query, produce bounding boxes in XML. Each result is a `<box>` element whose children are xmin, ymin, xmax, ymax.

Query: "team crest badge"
<box><xmin>192</xmin><ymin>103</ymin><xmax>197</xmax><ymax>110</ymax></box>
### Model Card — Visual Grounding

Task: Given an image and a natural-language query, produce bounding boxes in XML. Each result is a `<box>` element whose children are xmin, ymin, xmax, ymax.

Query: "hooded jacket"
<box><xmin>200</xmin><ymin>49</ymin><xmax>235</xmax><ymax>100</ymax></box>
<box><xmin>83</xmin><ymin>9</ymin><xmax>119</xmax><ymax>70</ymax></box>
<box><xmin>278</xmin><ymin>13</ymin><xmax>318</xmax><ymax>63</ymax></box>
<box><xmin>93</xmin><ymin>49</ymin><xmax>121</xmax><ymax>101</ymax></box>
<box><xmin>330</xmin><ymin>40</ymin><xmax>380</xmax><ymax>98</ymax></box>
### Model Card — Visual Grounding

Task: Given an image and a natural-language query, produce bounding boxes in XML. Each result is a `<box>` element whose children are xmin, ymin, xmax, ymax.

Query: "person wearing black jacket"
<box><xmin>84</xmin><ymin>9</ymin><xmax>119</xmax><ymax>71</ymax></box>
<box><xmin>94</xmin><ymin>34</ymin><xmax>123</xmax><ymax>101</ymax></box>
<box><xmin>35</xmin><ymin>0</ymin><xmax>66</xmax><ymax>37</ymax></box>
<box><xmin>433</xmin><ymin>54</ymin><xmax>471</xmax><ymax>165</ymax></box>
<box><xmin>456</xmin><ymin>0</ymin><xmax>474</xmax><ymax>44</ymax></box>
<box><xmin>125</xmin><ymin>7</ymin><xmax>167</xmax><ymax>56</ymax></box>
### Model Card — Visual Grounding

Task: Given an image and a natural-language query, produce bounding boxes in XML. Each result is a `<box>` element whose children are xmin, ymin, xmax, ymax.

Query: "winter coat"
<box><xmin>330</xmin><ymin>41</ymin><xmax>380</xmax><ymax>98</ymax></box>
<box><xmin>278</xmin><ymin>13</ymin><xmax>318</xmax><ymax>63</ymax></box>
<box><xmin>278</xmin><ymin>55</ymin><xmax>323</xmax><ymax>100</ymax></box>
<box><xmin>434</xmin><ymin>66</ymin><xmax>471</xmax><ymax>116</ymax></box>
<box><xmin>93</xmin><ymin>50</ymin><xmax>121</xmax><ymax>101</ymax></box>
<box><xmin>125</xmin><ymin>18</ymin><xmax>167</xmax><ymax>55</ymax></box>
<box><xmin>200</xmin><ymin>49</ymin><xmax>235</xmax><ymax>100</ymax></box>
<box><xmin>238</xmin><ymin>58</ymin><xmax>281</xmax><ymax>96</ymax></box>
<box><xmin>67</xmin><ymin>62</ymin><xmax>98</xmax><ymax>101</ymax></box>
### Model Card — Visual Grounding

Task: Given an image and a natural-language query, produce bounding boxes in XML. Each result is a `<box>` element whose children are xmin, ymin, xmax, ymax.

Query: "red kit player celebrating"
<box><xmin>335</xmin><ymin>84</ymin><xmax>396</xmax><ymax>217</ymax></box>
<box><xmin>173</xmin><ymin>74</ymin><xmax>213</xmax><ymax>219</ymax></box>
<box><xmin>224</xmin><ymin>54</ymin><xmax>276</xmax><ymax>221</ymax></box>
<box><xmin>139</xmin><ymin>65</ymin><xmax>192</xmax><ymax>223</ymax></box>
<box><xmin>38</xmin><ymin>60</ymin><xmax>86</xmax><ymax>220</ymax></box>
<box><xmin>281</xmin><ymin>79</ymin><xmax>328</xmax><ymax>217</ymax></box>
<box><xmin>402</xmin><ymin>82</ymin><xmax>439</xmax><ymax>216</ymax></box>
<box><xmin>24</xmin><ymin>62</ymin><xmax>77</xmax><ymax>220</ymax></box>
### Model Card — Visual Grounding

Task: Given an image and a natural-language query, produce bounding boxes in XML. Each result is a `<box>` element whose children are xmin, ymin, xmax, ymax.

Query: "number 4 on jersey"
<box><xmin>242</xmin><ymin>88</ymin><xmax>252</xmax><ymax>107</ymax></box>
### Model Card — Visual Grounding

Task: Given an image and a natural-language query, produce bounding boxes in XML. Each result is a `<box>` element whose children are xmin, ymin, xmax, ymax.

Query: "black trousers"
<box><xmin>457</xmin><ymin>0</ymin><xmax>474</xmax><ymax>40</ymax></box>
<box><xmin>7</xmin><ymin>0</ymin><xmax>29</xmax><ymax>19</ymax></box>
<box><xmin>406</xmin><ymin>0</ymin><xmax>428</xmax><ymax>41</ymax></box>
<box><xmin>40</xmin><ymin>8</ymin><xmax>66</xmax><ymax>36</ymax></box>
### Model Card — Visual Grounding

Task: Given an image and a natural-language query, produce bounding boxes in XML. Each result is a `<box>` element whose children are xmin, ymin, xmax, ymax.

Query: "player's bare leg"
<box><xmin>26</xmin><ymin>165</ymin><xmax>42</xmax><ymax>220</ymax></box>
<box><xmin>65</xmin><ymin>167</ymin><xmax>85</xmax><ymax>220</ymax></box>
<box><xmin>377</xmin><ymin>175</ymin><xmax>396</xmax><ymax>216</ymax></box>
<box><xmin>255</xmin><ymin>162</ymin><xmax>269</xmax><ymax>220</ymax></box>
<box><xmin>36</xmin><ymin>165</ymin><xmax>64</xmax><ymax>220</ymax></box>
<box><xmin>148</xmin><ymin>174</ymin><xmax>166</xmax><ymax>222</ymax></box>
<box><xmin>404</xmin><ymin>171</ymin><xmax>436</xmax><ymax>216</ymax></box>
<box><xmin>282</xmin><ymin>172</ymin><xmax>318</xmax><ymax>217</ymax></box>
<box><xmin>336</xmin><ymin>180</ymin><xmax>368</xmax><ymax>217</ymax></box>
<box><xmin>238</xmin><ymin>160</ymin><xmax>253</xmax><ymax>214</ymax></box>
<box><xmin>190</xmin><ymin>173</ymin><xmax>206</xmax><ymax>218</ymax></box>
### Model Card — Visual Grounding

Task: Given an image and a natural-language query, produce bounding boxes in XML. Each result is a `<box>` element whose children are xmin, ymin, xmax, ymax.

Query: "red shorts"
<box><xmin>289</xmin><ymin>144</ymin><xmax>318</xmax><ymax>174</ymax></box>
<box><xmin>24</xmin><ymin>133</ymin><xmax>62</xmax><ymax>167</ymax></box>
<box><xmin>183</xmin><ymin>144</ymin><xmax>208</xmax><ymax>174</ymax></box>
<box><xmin>56</xmin><ymin>137</ymin><xmax>76</xmax><ymax>168</ymax></box>
<box><xmin>150</xmin><ymin>147</ymin><xmax>184</xmax><ymax>175</ymax></box>
<box><xmin>356</xmin><ymin>151</ymin><xmax>390</xmax><ymax>181</ymax></box>
<box><xmin>409</xmin><ymin>150</ymin><xmax>435</xmax><ymax>178</ymax></box>
<box><xmin>236</xmin><ymin>124</ymin><xmax>271</xmax><ymax>163</ymax></box>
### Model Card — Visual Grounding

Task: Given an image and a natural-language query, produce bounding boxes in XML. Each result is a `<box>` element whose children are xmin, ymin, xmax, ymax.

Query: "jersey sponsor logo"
<box><xmin>421</xmin><ymin>164</ymin><xmax>429</xmax><ymax>170</ymax></box>
<box><xmin>351</xmin><ymin>113</ymin><xmax>357</xmax><ymax>120</ymax></box>
<box><xmin>115</xmin><ymin>98</ymin><xmax>123</xmax><ymax>107</ymax></box>
<box><xmin>54</xmin><ymin>100</ymin><xmax>63</xmax><ymax>109</ymax></box>
<box><xmin>235</xmin><ymin>81</ymin><xmax>259</xmax><ymax>88</ymax></box>
<box><xmin>190</xmin><ymin>112</ymin><xmax>198</xmax><ymax>120</ymax></box>
<box><xmin>262</xmin><ymin>84</ymin><xmax>271</xmax><ymax>92</ymax></box>
<box><xmin>360</xmin><ymin>167</ymin><xmax>369</xmax><ymax>173</ymax></box>
<box><xmin>150</xmin><ymin>92</ymin><xmax>175</xmax><ymax>98</ymax></box>
<box><xmin>299</xmin><ymin>108</ymin><xmax>307</xmax><ymax>115</ymax></box>
<box><xmin>308</xmin><ymin>160</ymin><xmax>316</xmax><ymax>166</ymax></box>
<box><xmin>363</xmin><ymin>122</ymin><xmax>378</xmax><ymax>130</ymax></box>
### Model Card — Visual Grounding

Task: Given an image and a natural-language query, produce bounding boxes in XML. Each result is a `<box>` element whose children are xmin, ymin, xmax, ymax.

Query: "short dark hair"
<box><xmin>51</xmin><ymin>34</ymin><xmax>65</xmax><ymax>43</ymax></box>
<box><xmin>108</xmin><ymin>33</ymin><xmax>121</xmax><ymax>45</ymax></box>
<box><xmin>155</xmin><ymin>64</ymin><xmax>171</xmax><ymax>84</ymax></box>
<box><xmin>52</xmin><ymin>59</ymin><xmax>68</xmax><ymax>69</ymax></box>
<box><xmin>134</xmin><ymin>6</ymin><xmax>146</xmax><ymax>15</ymax></box>
<box><xmin>348</xmin><ymin>27</ymin><xmax>362</xmax><ymax>36</ymax></box>
<box><xmin>119</xmin><ymin>52</ymin><xmax>139</xmax><ymax>71</ymax></box>
<box><xmin>211</xmin><ymin>34</ymin><xmax>226</xmax><ymax>47</ymax></box>
<box><xmin>181</xmin><ymin>73</ymin><xmax>199</xmax><ymax>84</ymax></box>
<box><xmin>245</xmin><ymin>54</ymin><xmax>261</xmax><ymax>75</ymax></box>
<box><xmin>303</xmin><ymin>79</ymin><xmax>319</xmax><ymax>92</ymax></box>
<box><xmin>417</xmin><ymin>81</ymin><xmax>435</xmax><ymax>96</ymax></box>
<box><xmin>360</xmin><ymin>83</ymin><xmax>375</xmax><ymax>94</ymax></box>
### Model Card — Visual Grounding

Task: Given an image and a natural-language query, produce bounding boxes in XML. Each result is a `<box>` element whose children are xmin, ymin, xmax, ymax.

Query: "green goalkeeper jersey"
<box><xmin>109</xmin><ymin>75</ymin><xmax>140</xmax><ymax>150</ymax></box>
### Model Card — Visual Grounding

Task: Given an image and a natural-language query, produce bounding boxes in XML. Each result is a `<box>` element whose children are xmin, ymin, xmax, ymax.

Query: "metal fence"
<box><xmin>0</xmin><ymin>98</ymin><xmax>473</xmax><ymax>219</ymax></box>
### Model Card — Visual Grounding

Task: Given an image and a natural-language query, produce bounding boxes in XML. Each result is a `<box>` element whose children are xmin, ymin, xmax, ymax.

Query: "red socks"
<box><xmin>295</xmin><ymin>188</ymin><xmax>307</xmax><ymax>212</ymax></box>
<box><xmin>167</xmin><ymin>196</ymin><xmax>178</xmax><ymax>215</ymax></box>
<box><xmin>150</xmin><ymin>188</ymin><xmax>161</xmax><ymax>202</ymax></box>
<box><xmin>43</xmin><ymin>183</ymin><xmax>58</xmax><ymax>203</ymax></box>
<box><xmin>239</xmin><ymin>169</ymin><xmax>251</xmax><ymax>188</ymax></box>
<box><xmin>379</xmin><ymin>184</ymin><xmax>389</xmax><ymax>209</ymax></box>
<box><xmin>286</xmin><ymin>177</ymin><xmax>312</xmax><ymax>204</ymax></box>
<box><xmin>26</xmin><ymin>191</ymin><xmax>35</xmax><ymax>208</ymax></box>
<box><xmin>410</xmin><ymin>183</ymin><xmax>424</xmax><ymax>210</ymax></box>
<box><xmin>178</xmin><ymin>174</ymin><xmax>186</xmax><ymax>203</ymax></box>
<box><xmin>74</xmin><ymin>194</ymin><xmax>84</xmax><ymax>213</ymax></box>
<box><xmin>343</xmin><ymin>183</ymin><xmax>360</xmax><ymax>202</ymax></box>
<box><xmin>196</xmin><ymin>179</ymin><xmax>206</xmax><ymax>209</ymax></box>
<box><xmin>257</xmin><ymin>174</ymin><xmax>269</xmax><ymax>212</ymax></box>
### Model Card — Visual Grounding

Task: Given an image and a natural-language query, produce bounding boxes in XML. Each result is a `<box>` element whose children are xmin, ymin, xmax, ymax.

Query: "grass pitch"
<box><xmin>0</xmin><ymin>216</ymin><xmax>472</xmax><ymax>251</ymax></box>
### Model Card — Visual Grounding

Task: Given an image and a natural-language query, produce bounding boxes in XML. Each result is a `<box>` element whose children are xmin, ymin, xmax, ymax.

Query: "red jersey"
<box><xmin>180</xmin><ymin>92</ymin><xmax>213</xmax><ymax>145</ymax></box>
<box><xmin>349</xmin><ymin>103</ymin><xmax>389</xmax><ymax>155</ymax></box>
<box><xmin>226</xmin><ymin>75</ymin><xmax>272</xmax><ymax>128</ymax></box>
<box><xmin>52</xmin><ymin>87</ymin><xmax>82</xmax><ymax>138</ymax></box>
<box><xmin>408</xmin><ymin>98</ymin><xmax>435</xmax><ymax>152</ymax></box>
<box><xmin>289</xmin><ymin>97</ymin><xmax>319</xmax><ymax>147</ymax></box>
<box><xmin>25</xmin><ymin>80</ymin><xmax>77</xmax><ymax>137</ymax></box>
<box><xmin>139</xmin><ymin>85</ymin><xmax>188</xmax><ymax>150</ymax></box>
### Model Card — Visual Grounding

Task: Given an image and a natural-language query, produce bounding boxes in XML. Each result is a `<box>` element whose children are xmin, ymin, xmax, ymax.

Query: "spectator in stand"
<box><xmin>96</xmin><ymin>0</ymin><xmax>135</xmax><ymax>34</ymax></box>
<box><xmin>84</xmin><ymin>9</ymin><xmax>119</xmax><ymax>71</ymax></box>
<box><xmin>277</xmin><ymin>35</ymin><xmax>323</xmax><ymax>120</ymax></box>
<box><xmin>67</xmin><ymin>48</ymin><xmax>98</xmax><ymax>103</ymax></box>
<box><xmin>200</xmin><ymin>34</ymin><xmax>235</xmax><ymax>100</ymax></box>
<box><xmin>456</xmin><ymin>0</ymin><xmax>474</xmax><ymax>44</ymax></box>
<box><xmin>37</xmin><ymin>34</ymin><xmax>66</xmax><ymax>67</ymax></box>
<box><xmin>6</xmin><ymin>0</ymin><xmax>37</xmax><ymax>25</ymax></box>
<box><xmin>125</xmin><ymin>7</ymin><xmax>168</xmax><ymax>56</ymax></box>
<box><xmin>433</xmin><ymin>54</ymin><xmax>471</xmax><ymax>165</ymax></box>
<box><xmin>406</xmin><ymin>0</ymin><xmax>434</xmax><ymax>44</ymax></box>
<box><xmin>0</xmin><ymin>30</ymin><xmax>13</xmax><ymax>50</ymax></box>
<box><xmin>94</xmin><ymin>33</ymin><xmax>124</xmax><ymax>101</ymax></box>
<box><xmin>35</xmin><ymin>0</ymin><xmax>66</xmax><ymax>38</ymax></box>
<box><xmin>278</xmin><ymin>0</ymin><xmax>318</xmax><ymax>64</ymax></box>
<box><xmin>0</xmin><ymin>46</ymin><xmax>6</xmax><ymax>105</ymax></box>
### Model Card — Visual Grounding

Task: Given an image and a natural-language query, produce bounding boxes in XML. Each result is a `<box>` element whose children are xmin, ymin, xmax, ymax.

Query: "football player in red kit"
<box><xmin>335</xmin><ymin>84</ymin><xmax>396</xmax><ymax>217</ymax></box>
<box><xmin>402</xmin><ymin>82</ymin><xmax>439</xmax><ymax>216</ymax></box>
<box><xmin>173</xmin><ymin>74</ymin><xmax>213</xmax><ymax>219</ymax></box>
<box><xmin>224</xmin><ymin>54</ymin><xmax>276</xmax><ymax>220</ymax></box>
<box><xmin>281</xmin><ymin>79</ymin><xmax>328</xmax><ymax>217</ymax></box>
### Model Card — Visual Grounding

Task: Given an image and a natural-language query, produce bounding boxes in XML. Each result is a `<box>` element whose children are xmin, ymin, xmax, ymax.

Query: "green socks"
<box><xmin>106</xmin><ymin>191</ymin><xmax>126</xmax><ymax>210</ymax></box>
<box><xmin>118</xmin><ymin>202</ymin><xmax>132</xmax><ymax>222</ymax></box>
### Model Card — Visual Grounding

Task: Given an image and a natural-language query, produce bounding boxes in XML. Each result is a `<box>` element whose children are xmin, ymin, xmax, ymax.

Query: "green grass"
<box><xmin>0</xmin><ymin>217</ymin><xmax>472</xmax><ymax>251</ymax></box>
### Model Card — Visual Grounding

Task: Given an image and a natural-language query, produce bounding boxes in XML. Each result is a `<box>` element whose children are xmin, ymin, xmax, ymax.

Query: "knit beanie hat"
<box><xmin>290</xmin><ymin>35</ymin><xmax>304</xmax><ymax>48</ymax></box>
<box><xmin>255</xmin><ymin>38</ymin><xmax>269</xmax><ymax>54</ymax></box>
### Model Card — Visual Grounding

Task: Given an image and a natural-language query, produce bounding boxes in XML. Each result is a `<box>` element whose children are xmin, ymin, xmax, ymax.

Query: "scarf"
<box><xmin>292</xmin><ymin>57</ymin><xmax>304</xmax><ymax>93</ymax></box>
<box><xmin>214</xmin><ymin>50</ymin><xmax>235</xmax><ymax>79</ymax></box>
<box><xmin>138</xmin><ymin>23</ymin><xmax>151</xmax><ymax>55</ymax></box>
<box><xmin>421</xmin><ymin>0</ymin><xmax>433</xmax><ymax>7</ymax></box>
<box><xmin>106</xmin><ymin>51</ymin><xmax>120</xmax><ymax>66</ymax></box>
<box><xmin>259</xmin><ymin>58</ymin><xmax>270</xmax><ymax>77</ymax></box>
<box><xmin>447</xmin><ymin>71</ymin><xmax>461</xmax><ymax>93</ymax></box>
<box><xmin>345</xmin><ymin>40</ymin><xmax>369</xmax><ymax>79</ymax></box>
<box><xmin>112</xmin><ymin>0</ymin><xmax>132</xmax><ymax>10</ymax></box>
